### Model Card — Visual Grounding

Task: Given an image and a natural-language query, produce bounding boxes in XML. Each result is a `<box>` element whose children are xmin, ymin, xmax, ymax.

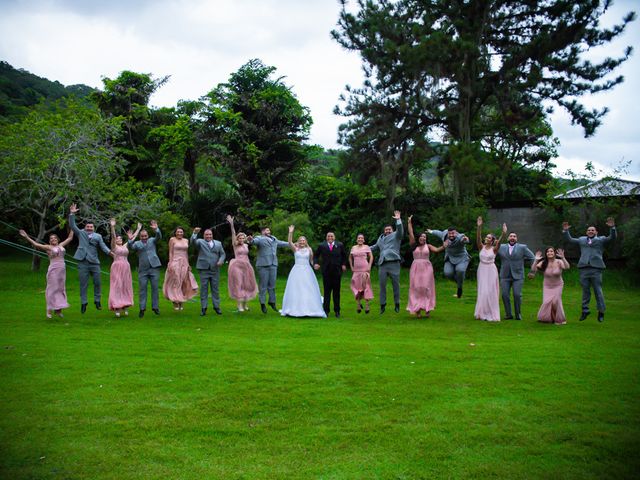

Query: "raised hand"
<box><xmin>19</xmin><ymin>229</ymin><xmax>28</xmax><ymax>238</ymax></box>
<box><xmin>393</xmin><ymin>210</ymin><xmax>401</xmax><ymax>220</ymax></box>
<box><xmin>408</xmin><ymin>215</ymin><xmax>413</xmax><ymax>224</ymax></box>
<box><xmin>150</xmin><ymin>220</ymin><xmax>158</xmax><ymax>229</ymax></box>
<box><xmin>562</xmin><ymin>221</ymin><xmax>570</xmax><ymax>230</ymax></box>
<box><xmin>556</xmin><ymin>248</ymin><xmax>565</xmax><ymax>258</ymax></box>
<box><xmin>126</xmin><ymin>230</ymin><xmax>135</xmax><ymax>241</ymax></box>
<box><xmin>226</xmin><ymin>215</ymin><xmax>234</xmax><ymax>224</ymax></box>
<box><xmin>477</xmin><ymin>216</ymin><xmax>483</xmax><ymax>226</ymax></box>
<box><xmin>502</xmin><ymin>223</ymin><xmax>507</xmax><ymax>234</ymax></box>
<box><xmin>193</xmin><ymin>227</ymin><xmax>201</xmax><ymax>234</ymax></box>
<box><xmin>109</xmin><ymin>218</ymin><xmax>116</xmax><ymax>227</ymax></box>
<box><xmin>69</xmin><ymin>203</ymin><xmax>79</xmax><ymax>214</ymax></box>
<box><xmin>535</xmin><ymin>250</ymin><xmax>543</xmax><ymax>259</ymax></box>
<box><xmin>606</xmin><ymin>217</ymin><xmax>615</xmax><ymax>227</ymax></box>
<box><xmin>137</xmin><ymin>222</ymin><xmax>142</xmax><ymax>230</ymax></box>
<box><xmin>288</xmin><ymin>225</ymin><xmax>295</xmax><ymax>233</ymax></box>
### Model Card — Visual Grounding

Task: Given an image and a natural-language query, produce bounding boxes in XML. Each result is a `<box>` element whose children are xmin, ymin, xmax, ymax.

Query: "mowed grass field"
<box><xmin>1</xmin><ymin>252</ymin><xmax>639</xmax><ymax>479</ymax></box>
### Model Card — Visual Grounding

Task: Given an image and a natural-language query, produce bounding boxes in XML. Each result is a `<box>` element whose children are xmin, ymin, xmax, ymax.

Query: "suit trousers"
<box><xmin>500</xmin><ymin>277</ymin><xmax>524</xmax><ymax>317</ymax></box>
<box><xmin>199</xmin><ymin>268</ymin><xmax>220</xmax><ymax>309</ymax></box>
<box><xmin>322</xmin><ymin>268</ymin><xmax>342</xmax><ymax>314</ymax></box>
<box><xmin>258</xmin><ymin>265</ymin><xmax>278</xmax><ymax>305</ymax></box>
<box><xmin>138</xmin><ymin>268</ymin><xmax>160</xmax><ymax>310</ymax></box>
<box><xmin>579</xmin><ymin>267</ymin><xmax>606</xmax><ymax>313</ymax></box>
<box><xmin>379</xmin><ymin>261</ymin><xmax>401</xmax><ymax>305</ymax></box>
<box><xmin>78</xmin><ymin>260</ymin><xmax>101</xmax><ymax>304</ymax></box>
<box><xmin>443</xmin><ymin>259</ymin><xmax>469</xmax><ymax>289</ymax></box>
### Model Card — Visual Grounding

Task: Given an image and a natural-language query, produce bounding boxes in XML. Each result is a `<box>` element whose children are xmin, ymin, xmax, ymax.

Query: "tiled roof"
<box><xmin>554</xmin><ymin>178</ymin><xmax>640</xmax><ymax>199</ymax></box>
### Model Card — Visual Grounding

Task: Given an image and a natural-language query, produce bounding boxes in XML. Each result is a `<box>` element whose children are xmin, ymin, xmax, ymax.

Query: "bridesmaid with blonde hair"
<box><xmin>349</xmin><ymin>233</ymin><xmax>374</xmax><ymax>314</ymax></box>
<box><xmin>19</xmin><ymin>228</ymin><xmax>74</xmax><ymax>318</ymax></box>
<box><xmin>406</xmin><ymin>216</ymin><xmax>443</xmax><ymax>318</ymax></box>
<box><xmin>474</xmin><ymin>216</ymin><xmax>505</xmax><ymax>322</ymax></box>
<box><xmin>226</xmin><ymin>215</ymin><xmax>258</xmax><ymax>312</ymax></box>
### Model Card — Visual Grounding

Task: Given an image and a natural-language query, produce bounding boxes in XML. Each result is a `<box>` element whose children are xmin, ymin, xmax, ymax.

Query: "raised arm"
<box><xmin>561</xmin><ymin>221</ymin><xmax>579</xmax><ymax>244</ymax></box>
<box><xmin>110</xmin><ymin>218</ymin><xmax>117</xmax><ymax>250</ymax></box>
<box><xmin>556</xmin><ymin>248</ymin><xmax>570</xmax><ymax>270</ymax></box>
<box><xmin>19</xmin><ymin>229</ymin><xmax>50</xmax><ymax>251</ymax></box>
<box><xmin>476</xmin><ymin>216</ymin><xmax>484</xmax><ymax>250</ymax></box>
<box><xmin>68</xmin><ymin>203</ymin><xmax>82</xmax><ymax>235</ymax></box>
<box><xmin>493</xmin><ymin>222</ymin><xmax>506</xmax><ymax>253</ymax></box>
<box><xmin>287</xmin><ymin>225</ymin><xmax>296</xmax><ymax>251</ymax></box>
<box><xmin>190</xmin><ymin>227</ymin><xmax>201</xmax><ymax>247</ymax></box>
<box><xmin>226</xmin><ymin>215</ymin><xmax>237</xmax><ymax>240</ymax></box>
<box><xmin>393</xmin><ymin>210</ymin><xmax>403</xmax><ymax>239</ymax></box>
<box><xmin>531</xmin><ymin>250</ymin><xmax>544</xmax><ymax>273</ymax></box>
<box><xmin>408</xmin><ymin>215</ymin><xmax>415</xmax><ymax>246</ymax></box>
<box><xmin>602</xmin><ymin>217</ymin><xmax>617</xmax><ymax>243</ymax></box>
<box><xmin>59</xmin><ymin>229</ymin><xmax>74</xmax><ymax>248</ymax></box>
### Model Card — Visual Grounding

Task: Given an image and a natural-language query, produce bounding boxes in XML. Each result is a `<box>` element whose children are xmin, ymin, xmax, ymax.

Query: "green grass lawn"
<box><xmin>1</xmin><ymin>253</ymin><xmax>639</xmax><ymax>479</ymax></box>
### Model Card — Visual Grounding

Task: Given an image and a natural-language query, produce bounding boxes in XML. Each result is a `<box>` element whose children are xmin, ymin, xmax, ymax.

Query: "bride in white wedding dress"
<box><xmin>280</xmin><ymin>225</ymin><xmax>327</xmax><ymax>318</ymax></box>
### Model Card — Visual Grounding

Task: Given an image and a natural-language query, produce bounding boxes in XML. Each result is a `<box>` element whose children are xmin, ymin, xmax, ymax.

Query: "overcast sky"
<box><xmin>1</xmin><ymin>0</ymin><xmax>638</xmax><ymax>181</ymax></box>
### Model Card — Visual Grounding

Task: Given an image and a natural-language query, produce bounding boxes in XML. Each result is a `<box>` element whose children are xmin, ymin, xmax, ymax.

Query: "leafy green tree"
<box><xmin>0</xmin><ymin>99</ymin><xmax>170</xmax><ymax>270</ymax></box>
<box><xmin>333</xmin><ymin>0</ymin><xmax>635</xmax><ymax>204</ymax></box>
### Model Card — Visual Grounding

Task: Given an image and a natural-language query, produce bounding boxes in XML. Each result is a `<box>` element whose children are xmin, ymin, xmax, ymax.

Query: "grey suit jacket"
<box><xmin>370</xmin><ymin>219</ymin><xmax>404</xmax><ymax>265</ymax></box>
<box><xmin>69</xmin><ymin>214</ymin><xmax>111</xmax><ymax>264</ymax></box>
<box><xmin>497</xmin><ymin>243</ymin><xmax>535</xmax><ymax>280</ymax></box>
<box><xmin>563</xmin><ymin>227</ymin><xmax>616</xmax><ymax>269</ymax></box>
<box><xmin>191</xmin><ymin>234</ymin><xmax>226</xmax><ymax>270</ymax></box>
<box><xmin>430</xmin><ymin>229</ymin><xmax>470</xmax><ymax>265</ymax></box>
<box><xmin>128</xmin><ymin>228</ymin><xmax>162</xmax><ymax>271</ymax></box>
<box><xmin>250</xmin><ymin>235</ymin><xmax>289</xmax><ymax>267</ymax></box>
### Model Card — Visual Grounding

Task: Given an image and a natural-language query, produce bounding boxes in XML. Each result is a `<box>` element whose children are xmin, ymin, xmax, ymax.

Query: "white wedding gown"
<box><xmin>280</xmin><ymin>248</ymin><xmax>327</xmax><ymax>318</ymax></box>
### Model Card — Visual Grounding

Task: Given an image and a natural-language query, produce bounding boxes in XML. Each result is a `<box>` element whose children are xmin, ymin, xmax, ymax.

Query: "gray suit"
<box><xmin>128</xmin><ymin>228</ymin><xmax>162</xmax><ymax>311</ymax></box>
<box><xmin>370</xmin><ymin>219</ymin><xmax>404</xmax><ymax>306</ymax></box>
<box><xmin>563</xmin><ymin>227</ymin><xmax>617</xmax><ymax>314</ymax></box>
<box><xmin>191</xmin><ymin>234</ymin><xmax>226</xmax><ymax>309</ymax></box>
<box><xmin>430</xmin><ymin>229</ymin><xmax>470</xmax><ymax>290</ymax></box>
<box><xmin>250</xmin><ymin>235</ymin><xmax>289</xmax><ymax>305</ymax></box>
<box><xmin>497</xmin><ymin>243</ymin><xmax>536</xmax><ymax>318</ymax></box>
<box><xmin>69</xmin><ymin>213</ymin><xmax>111</xmax><ymax>305</ymax></box>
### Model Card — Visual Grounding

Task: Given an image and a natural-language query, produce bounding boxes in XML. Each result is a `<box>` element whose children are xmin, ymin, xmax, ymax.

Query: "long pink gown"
<box><xmin>163</xmin><ymin>239</ymin><xmax>198</xmax><ymax>303</ymax></box>
<box><xmin>228</xmin><ymin>243</ymin><xmax>258</xmax><ymax>301</ymax></box>
<box><xmin>350</xmin><ymin>246</ymin><xmax>373</xmax><ymax>300</ymax></box>
<box><xmin>406</xmin><ymin>245</ymin><xmax>436</xmax><ymax>314</ymax></box>
<box><xmin>109</xmin><ymin>245</ymin><xmax>134</xmax><ymax>310</ymax></box>
<box><xmin>46</xmin><ymin>246</ymin><xmax>70</xmax><ymax>311</ymax></box>
<box><xmin>537</xmin><ymin>260</ymin><xmax>567</xmax><ymax>324</ymax></box>
<box><xmin>475</xmin><ymin>247</ymin><xmax>500</xmax><ymax>322</ymax></box>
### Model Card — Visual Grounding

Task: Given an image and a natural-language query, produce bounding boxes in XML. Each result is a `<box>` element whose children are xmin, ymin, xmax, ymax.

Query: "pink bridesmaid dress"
<box><xmin>350</xmin><ymin>246</ymin><xmax>374</xmax><ymax>300</ymax></box>
<box><xmin>108</xmin><ymin>245</ymin><xmax>134</xmax><ymax>310</ymax></box>
<box><xmin>46</xmin><ymin>246</ymin><xmax>70</xmax><ymax>312</ymax></box>
<box><xmin>163</xmin><ymin>239</ymin><xmax>198</xmax><ymax>302</ymax></box>
<box><xmin>474</xmin><ymin>247</ymin><xmax>500</xmax><ymax>322</ymax></box>
<box><xmin>537</xmin><ymin>261</ymin><xmax>567</xmax><ymax>324</ymax></box>
<box><xmin>406</xmin><ymin>245</ymin><xmax>436</xmax><ymax>314</ymax></box>
<box><xmin>228</xmin><ymin>243</ymin><xmax>258</xmax><ymax>301</ymax></box>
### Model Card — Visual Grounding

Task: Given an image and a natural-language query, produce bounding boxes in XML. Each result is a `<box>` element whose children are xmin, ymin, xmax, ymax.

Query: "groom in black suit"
<box><xmin>314</xmin><ymin>232</ymin><xmax>348</xmax><ymax>318</ymax></box>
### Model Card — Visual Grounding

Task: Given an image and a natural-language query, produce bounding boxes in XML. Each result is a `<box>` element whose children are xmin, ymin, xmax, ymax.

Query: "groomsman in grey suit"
<box><xmin>128</xmin><ymin>221</ymin><xmax>162</xmax><ymax>318</ymax></box>
<box><xmin>191</xmin><ymin>227</ymin><xmax>226</xmax><ymax>316</ymax></box>
<box><xmin>68</xmin><ymin>203</ymin><xmax>114</xmax><ymax>313</ymax></box>
<box><xmin>428</xmin><ymin>227</ymin><xmax>470</xmax><ymax>298</ymax></box>
<box><xmin>497</xmin><ymin>228</ymin><xmax>536</xmax><ymax>320</ymax></box>
<box><xmin>247</xmin><ymin>226</ymin><xmax>290</xmax><ymax>313</ymax></box>
<box><xmin>370</xmin><ymin>210</ymin><xmax>404</xmax><ymax>313</ymax></box>
<box><xmin>563</xmin><ymin>217</ymin><xmax>617</xmax><ymax>322</ymax></box>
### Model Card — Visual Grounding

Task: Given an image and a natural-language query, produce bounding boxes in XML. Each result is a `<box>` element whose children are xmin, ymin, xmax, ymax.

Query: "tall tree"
<box><xmin>333</xmin><ymin>0</ymin><xmax>635</xmax><ymax>204</ymax></box>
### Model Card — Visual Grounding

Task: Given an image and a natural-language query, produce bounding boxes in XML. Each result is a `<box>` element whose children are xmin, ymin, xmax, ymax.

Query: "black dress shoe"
<box><xmin>214</xmin><ymin>307</ymin><xmax>222</xmax><ymax>315</ymax></box>
<box><xmin>579</xmin><ymin>311</ymin><xmax>590</xmax><ymax>321</ymax></box>
<box><xmin>335</xmin><ymin>312</ymin><xmax>340</xmax><ymax>318</ymax></box>
<box><xmin>95</xmin><ymin>301</ymin><xmax>102</xmax><ymax>310</ymax></box>
<box><xmin>152</xmin><ymin>308</ymin><xmax>160</xmax><ymax>315</ymax></box>
<box><xmin>394</xmin><ymin>304</ymin><xmax>400</xmax><ymax>313</ymax></box>
<box><xmin>200</xmin><ymin>308</ymin><xmax>207</xmax><ymax>316</ymax></box>
<box><xmin>261</xmin><ymin>304</ymin><xmax>267</xmax><ymax>314</ymax></box>
<box><xmin>598</xmin><ymin>311</ymin><xmax>604</xmax><ymax>322</ymax></box>
<box><xmin>515</xmin><ymin>314</ymin><xmax>522</xmax><ymax>321</ymax></box>
<box><xmin>81</xmin><ymin>303</ymin><xmax>87</xmax><ymax>314</ymax></box>
<box><xmin>380</xmin><ymin>304</ymin><xmax>386</xmax><ymax>314</ymax></box>
<box><xmin>504</xmin><ymin>315</ymin><xmax>514</xmax><ymax>320</ymax></box>
<box><xmin>269</xmin><ymin>303</ymin><xmax>278</xmax><ymax>312</ymax></box>
<box><xmin>139</xmin><ymin>309</ymin><xmax>145</xmax><ymax>318</ymax></box>
<box><xmin>456</xmin><ymin>287</ymin><xmax>462</xmax><ymax>298</ymax></box>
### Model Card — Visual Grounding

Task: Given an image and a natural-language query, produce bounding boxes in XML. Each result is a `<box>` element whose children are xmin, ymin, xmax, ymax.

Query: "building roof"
<box><xmin>554</xmin><ymin>177</ymin><xmax>640</xmax><ymax>199</ymax></box>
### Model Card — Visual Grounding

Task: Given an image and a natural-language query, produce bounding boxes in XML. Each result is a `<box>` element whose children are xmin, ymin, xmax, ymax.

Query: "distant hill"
<box><xmin>0</xmin><ymin>61</ymin><xmax>95</xmax><ymax>122</ymax></box>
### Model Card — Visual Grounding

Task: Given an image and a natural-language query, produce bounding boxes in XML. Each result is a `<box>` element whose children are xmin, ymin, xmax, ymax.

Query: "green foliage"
<box><xmin>621</xmin><ymin>216</ymin><xmax>640</xmax><ymax>276</ymax></box>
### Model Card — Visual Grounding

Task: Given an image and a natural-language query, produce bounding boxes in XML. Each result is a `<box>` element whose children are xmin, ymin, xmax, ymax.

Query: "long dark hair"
<box><xmin>538</xmin><ymin>246</ymin><xmax>555</xmax><ymax>272</ymax></box>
